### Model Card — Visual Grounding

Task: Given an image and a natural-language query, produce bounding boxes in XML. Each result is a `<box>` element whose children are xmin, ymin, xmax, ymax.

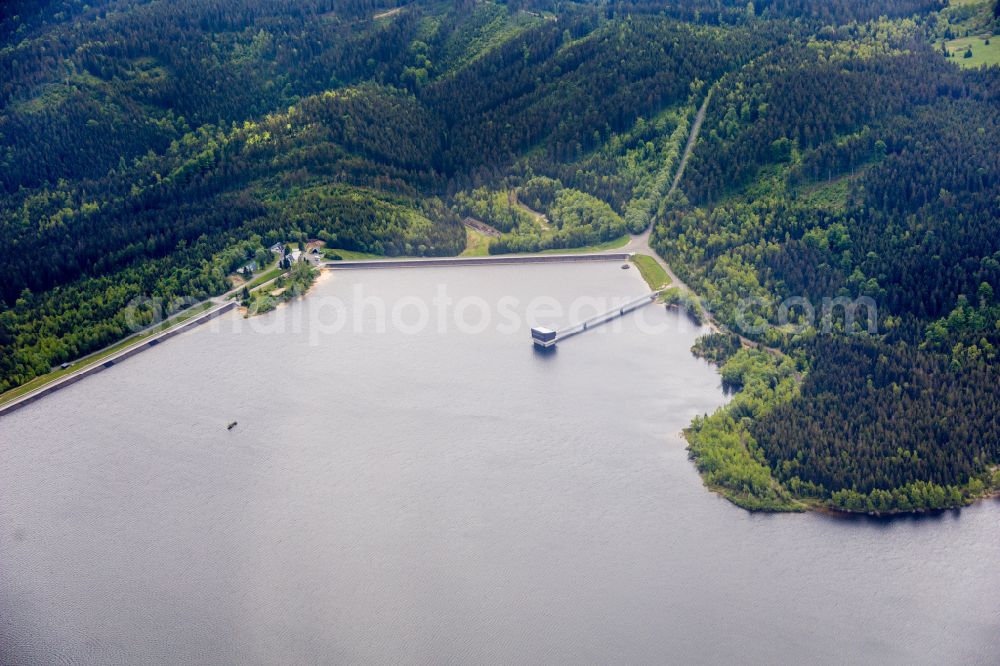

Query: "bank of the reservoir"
<box><xmin>0</xmin><ymin>301</ymin><xmax>238</xmax><ymax>416</ymax></box>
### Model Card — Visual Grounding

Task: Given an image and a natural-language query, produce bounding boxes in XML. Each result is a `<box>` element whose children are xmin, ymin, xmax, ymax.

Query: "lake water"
<box><xmin>1</xmin><ymin>263</ymin><xmax>998</xmax><ymax>665</ymax></box>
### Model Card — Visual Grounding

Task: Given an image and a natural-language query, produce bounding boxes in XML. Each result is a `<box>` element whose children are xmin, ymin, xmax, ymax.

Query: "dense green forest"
<box><xmin>658</xmin><ymin>7</ymin><xmax>1000</xmax><ymax>512</ymax></box>
<box><xmin>2</xmin><ymin>0</ymin><xmax>999</xmax><ymax>513</ymax></box>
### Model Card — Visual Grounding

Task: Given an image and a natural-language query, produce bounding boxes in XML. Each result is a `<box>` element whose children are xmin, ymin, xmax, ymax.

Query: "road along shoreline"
<box><xmin>0</xmin><ymin>301</ymin><xmax>238</xmax><ymax>417</ymax></box>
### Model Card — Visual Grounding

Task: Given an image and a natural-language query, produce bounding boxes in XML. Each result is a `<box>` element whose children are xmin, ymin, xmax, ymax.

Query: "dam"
<box><xmin>324</xmin><ymin>252</ymin><xmax>632</xmax><ymax>270</ymax></box>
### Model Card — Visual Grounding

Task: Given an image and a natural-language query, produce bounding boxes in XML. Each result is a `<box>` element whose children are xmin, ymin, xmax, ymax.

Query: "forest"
<box><xmin>2</xmin><ymin>0</ymin><xmax>999</xmax><ymax>513</ymax></box>
<box><xmin>657</xmin><ymin>7</ymin><xmax>1000</xmax><ymax>512</ymax></box>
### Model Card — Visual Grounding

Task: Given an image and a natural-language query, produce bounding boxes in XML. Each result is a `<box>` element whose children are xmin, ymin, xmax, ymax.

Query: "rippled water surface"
<box><xmin>2</xmin><ymin>264</ymin><xmax>998</xmax><ymax>664</ymax></box>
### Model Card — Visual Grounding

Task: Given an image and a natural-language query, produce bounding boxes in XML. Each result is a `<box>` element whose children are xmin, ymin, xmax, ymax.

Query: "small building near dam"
<box><xmin>531</xmin><ymin>327</ymin><xmax>557</xmax><ymax>349</ymax></box>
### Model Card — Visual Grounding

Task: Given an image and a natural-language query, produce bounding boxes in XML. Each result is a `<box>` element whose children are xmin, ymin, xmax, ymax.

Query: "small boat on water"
<box><xmin>621</xmin><ymin>264</ymin><xmax>630</xmax><ymax>269</ymax></box>
<box><xmin>227</xmin><ymin>421</ymin><xmax>238</xmax><ymax>430</ymax></box>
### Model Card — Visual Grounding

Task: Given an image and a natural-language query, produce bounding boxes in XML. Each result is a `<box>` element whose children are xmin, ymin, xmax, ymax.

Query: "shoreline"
<box><xmin>696</xmin><ymin>479</ymin><xmax>1000</xmax><ymax>518</ymax></box>
<box><xmin>0</xmin><ymin>301</ymin><xmax>238</xmax><ymax>417</ymax></box>
<box><xmin>5</xmin><ymin>249</ymin><xmax>996</xmax><ymax>520</ymax></box>
<box><xmin>0</xmin><ymin>253</ymin><xmax>632</xmax><ymax>416</ymax></box>
<box><xmin>692</xmin><ymin>443</ymin><xmax>1000</xmax><ymax>518</ymax></box>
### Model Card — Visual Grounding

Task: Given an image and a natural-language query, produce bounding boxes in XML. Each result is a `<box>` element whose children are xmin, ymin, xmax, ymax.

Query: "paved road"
<box><xmin>600</xmin><ymin>94</ymin><xmax>711</xmax><ymax>301</ymax></box>
<box><xmin>0</xmin><ymin>260</ymin><xmax>287</xmax><ymax>415</ymax></box>
<box><xmin>611</xmin><ymin>92</ymin><xmax>712</xmax><ymax>295</ymax></box>
<box><xmin>602</xmin><ymin>93</ymin><xmax>780</xmax><ymax>355</ymax></box>
<box><xmin>614</xmin><ymin>226</ymin><xmax>778</xmax><ymax>353</ymax></box>
<box><xmin>669</xmin><ymin>92</ymin><xmax>711</xmax><ymax>198</ymax></box>
<box><xmin>0</xmin><ymin>301</ymin><xmax>238</xmax><ymax>416</ymax></box>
